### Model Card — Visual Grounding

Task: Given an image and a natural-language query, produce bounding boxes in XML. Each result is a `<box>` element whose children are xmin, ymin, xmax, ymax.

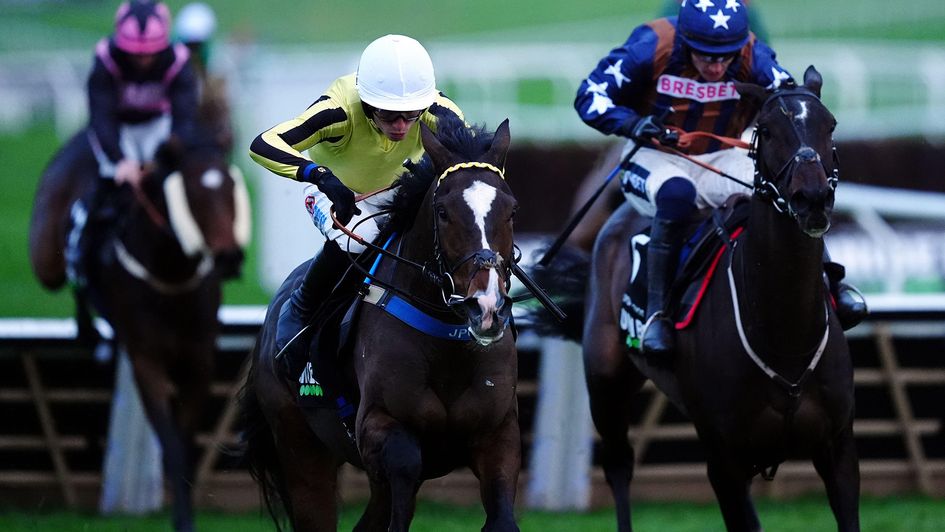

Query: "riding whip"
<box><xmin>538</xmin><ymin>107</ymin><xmax>675</xmax><ymax>267</ymax></box>
<box><xmin>512</xmin><ymin>263</ymin><xmax>567</xmax><ymax>322</ymax></box>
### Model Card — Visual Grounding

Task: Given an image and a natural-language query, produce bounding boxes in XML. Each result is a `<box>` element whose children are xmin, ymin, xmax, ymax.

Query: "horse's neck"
<box><xmin>118</xmin><ymin>192</ymin><xmax>196</xmax><ymax>279</ymax></box>
<box><xmin>392</xmin><ymin>211</ymin><xmax>440</xmax><ymax>297</ymax></box>
<box><xmin>737</xmin><ymin>196</ymin><xmax>827</xmax><ymax>353</ymax></box>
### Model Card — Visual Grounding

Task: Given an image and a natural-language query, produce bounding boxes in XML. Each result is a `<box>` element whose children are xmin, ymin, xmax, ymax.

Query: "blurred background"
<box><xmin>3</xmin><ymin>0</ymin><xmax>945</xmax><ymax>315</ymax></box>
<box><xmin>1</xmin><ymin>0</ymin><xmax>944</xmax><ymax>529</ymax></box>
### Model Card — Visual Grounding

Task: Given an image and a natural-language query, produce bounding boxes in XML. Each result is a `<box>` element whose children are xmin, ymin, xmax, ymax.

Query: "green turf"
<box><xmin>1</xmin><ymin>496</ymin><xmax>944</xmax><ymax>531</ymax></box>
<box><xmin>0</xmin><ymin>122</ymin><xmax>74</xmax><ymax>317</ymax></box>
<box><xmin>2</xmin><ymin>0</ymin><xmax>943</xmax><ymax>53</ymax></box>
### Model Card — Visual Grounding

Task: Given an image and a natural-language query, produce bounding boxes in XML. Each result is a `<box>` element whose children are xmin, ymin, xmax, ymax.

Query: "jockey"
<box><xmin>174</xmin><ymin>2</ymin><xmax>216</xmax><ymax>82</ymax></box>
<box><xmin>574</xmin><ymin>0</ymin><xmax>868</xmax><ymax>360</ymax></box>
<box><xmin>249</xmin><ymin>35</ymin><xmax>464</xmax><ymax>430</ymax></box>
<box><xmin>74</xmin><ymin>0</ymin><xmax>197</xmax><ymax>288</ymax></box>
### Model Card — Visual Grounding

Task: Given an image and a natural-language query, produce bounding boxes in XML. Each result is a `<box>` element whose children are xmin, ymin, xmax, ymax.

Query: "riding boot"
<box><xmin>823</xmin><ymin>257</ymin><xmax>868</xmax><ymax>331</ymax></box>
<box><xmin>640</xmin><ymin>216</ymin><xmax>686</xmax><ymax>359</ymax></box>
<box><xmin>69</xmin><ymin>178</ymin><xmax>120</xmax><ymax>290</ymax></box>
<box><xmin>276</xmin><ymin>241</ymin><xmax>351</xmax><ymax>384</ymax></box>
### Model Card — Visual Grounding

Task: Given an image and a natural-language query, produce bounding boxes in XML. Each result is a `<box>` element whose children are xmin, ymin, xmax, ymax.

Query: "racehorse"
<box><xmin>28</xmin><ymin>94</ymin><xmax>248</xmax><ymax>532</ymax></box>
<box><xmin>537</xmin><ymin>66</ymin><xmax>859</xmax><ymax>531</ymax></box>
<box><xmin>237</xmin><ymin>118</ymin><xmax>521</xmax><ymax>532</ymax></box>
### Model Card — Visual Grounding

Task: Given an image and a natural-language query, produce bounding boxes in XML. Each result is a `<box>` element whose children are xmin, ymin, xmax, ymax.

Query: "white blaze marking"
<box><xmin>463</xmin><ymin>181</ymin><xmax>501</xmax><ymax>328</ymax></box>
<box><xmin>796</xmin><ymin>101</ymin><xmax>809</xmax><ymax>123</ymax></box>
<box><xmin>201</xmin><ymin>168</ymin><xmax>224</xmax><ymax>189</ymax></box>
<box><xmin>464</xmin><ymin>181</ymin><xmax>497</xmax><ymax>249</ymax></box>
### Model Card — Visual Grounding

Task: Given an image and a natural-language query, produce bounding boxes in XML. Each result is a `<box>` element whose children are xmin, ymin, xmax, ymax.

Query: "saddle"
<box><xmin>620</xmin><ymin>195</ymin><xmax>750</xmax><ymax>349</ymax></box>
<box><xmin>290</xmin><ymin>269</ymin><xmax>365</xmax><ymax>409</ymax></box>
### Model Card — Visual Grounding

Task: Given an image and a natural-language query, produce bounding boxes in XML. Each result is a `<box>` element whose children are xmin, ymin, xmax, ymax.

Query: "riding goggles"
<box><xmin>373</xmin><ymin>108</ymin><xmax>426</xmax><ymax>123</ymax></box>
<box><xmin>691</xmin><ymin>51</ymin><xmax>737</xmax><ymax>64</ymax></box>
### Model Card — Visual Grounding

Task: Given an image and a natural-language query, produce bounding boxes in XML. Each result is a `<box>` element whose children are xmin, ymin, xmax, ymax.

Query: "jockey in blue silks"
<box><xmin>575</xmin><ymin>0</ymin><xmax>867</xmax><ymax>360</ymax></box>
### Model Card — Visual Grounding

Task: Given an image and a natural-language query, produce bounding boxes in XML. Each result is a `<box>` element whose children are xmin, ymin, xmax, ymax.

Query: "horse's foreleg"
<box><xmin>584</xmin><ymin>326</ymin><xmax>645</xmax><ymax>532</ymax></box>
<box><xmin>471</xmin><ymin>410</ymin><xmax>521</xmax><ymax>532</ymax></box>
<box><xmin>174</xmin><ymin>347</ymin><xmax>212</xmax><ymax>489</ymax></box>
<box><xmin>812</xmin><ymin>424</ymin><xmax>861</xmax><ymax>532</ymax></box>
<box><xmin>359</xmin><ymin>415</ymin><xmax>421</xmax><ymax>532</ymax></box>
<box><xmin>704</xmin><ymin>454</ymin><xmax>761</xmax><ymax>532</ymax></box>
<box><xmin>131</xmin><ymin>355</ymin><xmax>195</xmax><ymax>532</ymax></box>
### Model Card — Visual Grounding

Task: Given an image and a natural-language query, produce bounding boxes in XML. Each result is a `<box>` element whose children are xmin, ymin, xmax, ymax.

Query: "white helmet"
<box><xmin>175</xmin><ymin>2</ymin><xmax>217</xmax><ymax>44</ymax></box>
<box><xmin>356</xmin><ymin>35</ymin><xmax>437</xmax><ymax>112</ymax></box>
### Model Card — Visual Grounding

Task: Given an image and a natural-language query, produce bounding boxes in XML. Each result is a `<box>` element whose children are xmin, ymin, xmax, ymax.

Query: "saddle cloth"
<box><xmin>620</xmin><ymin>195</ymin><xmax>750</xmax><ymax>349</ymax></box>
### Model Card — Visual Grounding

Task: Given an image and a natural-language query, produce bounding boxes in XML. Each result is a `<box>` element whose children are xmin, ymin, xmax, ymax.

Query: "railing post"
<box><xmin>526</xmin><ymin>337</ymin><xmax>594</xmax><ymax>510</ymax></box>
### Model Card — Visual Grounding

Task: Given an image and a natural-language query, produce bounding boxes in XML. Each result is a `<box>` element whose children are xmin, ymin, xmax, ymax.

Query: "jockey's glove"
<box><xmin>627</xmin><ymin>114</ymin><xmax>677</xmax><ymax>146</ymax></box>
<box><xmin>115</xmin><ymin>158</ymin><xmax>143</xmax><ymax>187</ymax></box>
<box><xmin>301</xmin><ymin>164</ymin><xmax>361</xmax><ymax>226</ymax></box>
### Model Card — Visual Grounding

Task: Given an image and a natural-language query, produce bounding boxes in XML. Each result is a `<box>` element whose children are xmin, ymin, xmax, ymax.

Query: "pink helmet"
<box><xmin>114</xmin><ymin>1</ymin><xmax>171</xmax><ymax>55</ymax></box>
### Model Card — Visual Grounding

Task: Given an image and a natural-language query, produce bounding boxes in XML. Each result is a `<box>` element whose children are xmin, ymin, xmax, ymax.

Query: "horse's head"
<box><xmin>150</xmin><ymin>125</ymin><xmax>250</xmax><ymax>280</ymax></box>
<box><xmin>736</xmin><ymin>66</ymin><xmax>839</xmax><ymax>237</ymax></box>
<box><xmin>419</xmin><ymin>119</ymin><xmax>517</xmax><ymax>345</ymax></box>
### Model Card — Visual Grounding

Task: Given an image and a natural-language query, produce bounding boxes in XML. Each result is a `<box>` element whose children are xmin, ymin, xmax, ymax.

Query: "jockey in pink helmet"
<box><xmin>114</xmin><ymin>0</ymin><xmax>172</xmax><ymax>55</ymax></box>
<box><xmin>69</xmin><ymin>0</ymin><xmax>197</xmax><ymax>291</ymax></box>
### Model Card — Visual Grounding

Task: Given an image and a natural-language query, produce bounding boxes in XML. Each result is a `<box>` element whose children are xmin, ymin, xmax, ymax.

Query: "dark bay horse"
<box><xmin>238</xmin><ymin>118</ymin><xmax>521</xmax><ymax>531</ymax></box>
<box><xmin>537</xmin><ymin>67</ymin><xmax>859</xmax><ymax>531</ymax></box>
<box><xmin>28</xmin><ymin>97</ymin><xmax>248</xmax><ymax>532</ymax></box>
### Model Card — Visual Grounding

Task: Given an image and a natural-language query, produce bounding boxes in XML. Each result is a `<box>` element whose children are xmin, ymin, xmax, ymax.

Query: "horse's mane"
<box><xmin>378</xmin><ymin>116</ymin><xmax>495</xmax><ymax>236</ymax></box>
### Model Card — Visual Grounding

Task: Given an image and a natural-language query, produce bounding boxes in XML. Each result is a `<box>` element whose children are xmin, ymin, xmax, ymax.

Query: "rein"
<box><xmin>331</xmin><ymin>162</ymin><xmax>512</xmax><ymax>314</ymax></box>
<box><xmin>653</xmin><ymin>89</ymin><xmax>841</xmax><ymax>216</ymax></box>
<box><xmin>654</xmin><ymin>134</ymin><xmax>754</xmax><ymax>189</ymax></box>
<box><xmin>132</xmin><ymin>180</ymin><xmax>169</xmax><ymax>229</ymax></box>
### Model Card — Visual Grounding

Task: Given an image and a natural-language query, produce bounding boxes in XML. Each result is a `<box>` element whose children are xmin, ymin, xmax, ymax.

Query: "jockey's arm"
<box><xmin>249</xmin><ymin>96</ymin><xmax>348</xmax><ymax>181</ymax></box>
<box><xmin>574</xmin><ymin>23</ymin><xmax>655</xmax><ymax>138</ymax></box>
<box><xmin>87</xmin><ymin>59</ymin><xmax>124</xmax><ymax>164</ymax></box>
<box><xmin>750</xmin><ymin>39</ymin><xmax>793</xmax><ymax>89</ymax></box>
<box><xmin>169</xmin><ymin>60</ymin><xmax>199</xmax><ymax>147</ymax></box>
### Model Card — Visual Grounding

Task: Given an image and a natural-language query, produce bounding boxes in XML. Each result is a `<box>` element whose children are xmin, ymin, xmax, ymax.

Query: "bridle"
<box><xmin>430</xmin><ymin>162</ymin><xmax>513</xmax><ymax>310</ymax></box>
<box><xmin>749</xmin><ymin>88</ymin><xmax>840</xmax><ymax>217</ymax></box>
<box><xmin>338</xmin><ymin>161</ymin><xmax>514</xmax><ymax>317</ymax></box>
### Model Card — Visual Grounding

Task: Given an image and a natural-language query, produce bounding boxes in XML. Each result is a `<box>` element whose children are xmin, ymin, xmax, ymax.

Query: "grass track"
<box><xmin>2</xmin><ymin>496</ymin><xmax>945</xmax><ymax>531</ymax></box>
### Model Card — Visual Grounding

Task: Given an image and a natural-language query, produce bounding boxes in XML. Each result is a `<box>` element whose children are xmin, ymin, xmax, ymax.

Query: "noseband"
<box><xmin>749</xmin><ymin>88</ymin><xmax>840</xmax><ymax>216</ymax></box>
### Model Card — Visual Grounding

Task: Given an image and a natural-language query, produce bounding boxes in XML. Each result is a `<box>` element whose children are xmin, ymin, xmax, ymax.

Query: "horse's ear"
<box><xmin>734</xmin><ymin>82</ymin><xmax>767</xmax><ymax>110</ymax></box>
<box><xmin>420</xmin><ymin>121</ymin><xmax>453</xmax><ymax>170</ymax></box>
<box><xmin>483</xmin><ymin>119</ymin><xmax>511</xmax><ymax>168</ymax></box>
<box><xmin>803</xmin><ymin>65</ymin><xmax>823</xmax><ymax>98</ymax></box>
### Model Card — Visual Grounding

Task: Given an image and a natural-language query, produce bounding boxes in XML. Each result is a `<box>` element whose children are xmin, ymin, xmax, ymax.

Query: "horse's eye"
<box><xmin>760</xmin><ymin>127</ymin><xmax>771</xmax><ymax>140</ymax></box>
<box><xmin>436</xmin><ymin>206</ymin><xmax>449</xmax><ymax>222</ymax></box>
<box><xmin>509</xmin><ymin>206</ymin><xmax>518</xmax><ymax>222</ymax></box>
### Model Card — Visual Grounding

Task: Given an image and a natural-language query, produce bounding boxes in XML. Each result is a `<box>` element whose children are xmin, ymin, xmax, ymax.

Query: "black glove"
<box><xmin>628</xmin><ymin>114</ymin><xmax>666</xmax><ymax>143</ymax></box>
<box><xmin>304</xmin><ymin>165</ymin><xmax>361</xmax><ymax>226</ymax></box>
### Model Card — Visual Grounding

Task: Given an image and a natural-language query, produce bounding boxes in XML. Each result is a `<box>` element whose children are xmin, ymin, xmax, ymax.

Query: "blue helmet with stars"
<box><xmin>677</xmin><ymin>0</ymin><xmax>750</xmax><ymax>55</ymax></box>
